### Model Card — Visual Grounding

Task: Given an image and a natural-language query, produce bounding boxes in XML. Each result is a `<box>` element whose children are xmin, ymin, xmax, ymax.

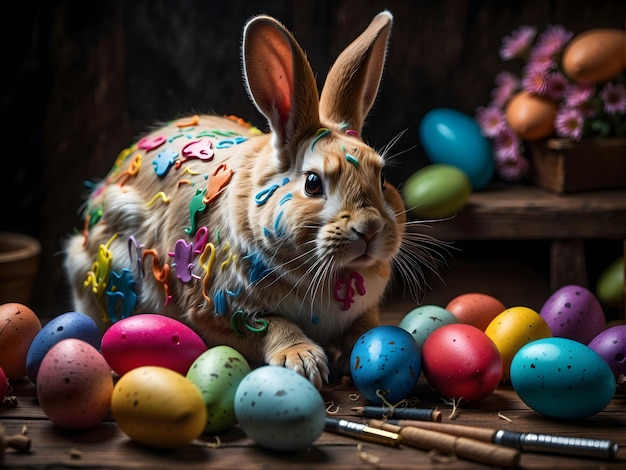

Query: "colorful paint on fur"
<box><xmin>202</xmin><ymin>164</ymin><xmax>233</xmax><ymax>205</ymax></box>
<box><xmin>105</xmin><ymin>268</ymin><xmax>137</xmax><ymax>323</ymax></box>
<box><xmin>142</xmin><ymin>248</ymin><xmax>172</xmax><ymax>305</ymax></box>
<box><xmin>168</xmin><ymin>239</ymin><xmax>195</xmax><ymax>283</ymax></box>
<box><xmin>152</xmin><ymin>148</ymin><xmax>179</xmax><ymax>176</ymax></box>
<box><xmin>146</xmin><ymin>191</ymin><xmax>170</xmax><ymax>207</ymax></box>
<box><xmin>185</xmin><ymin>188</ymin><xmax>207</xmax><ymax>235</ymax></box>
<box><xmin>333</xmin><ymin>271</ymin><xmax>366</xmax><ymax>311</ymax></box>
<box><xmin>310</xmin><ymin>127</ymin><xmax>330</xmax><ymax>151</ymax></box>
<box><xmin>230</xmin><ymin>309</ymin><xmax>268</xmax><ymax>337</ymax></box>
<box><xmin>175</xmin><ymin>138</ymin><xmax>215</xmax><ymax>169</ymax></box>
<box><xmin>83</xmin><ymin>233</ymin><xmax>118</xmax><ymax>321</ymax></box>
<box><xmin>138</xmin><ymin>135</ymin><xmax>166</xmax><ymax>152</ymax></box>
<box><xmin>341</xmin><ymin>143</ymin><xmax>359</xmax><ymax>168</ymax></box>
<box><xmin>110</xmin><ymin>153</ymin><xmax>142</xmax><ymax>188</ymax></box>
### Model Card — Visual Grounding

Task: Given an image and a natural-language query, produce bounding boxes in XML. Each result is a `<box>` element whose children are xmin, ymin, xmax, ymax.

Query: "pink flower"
<box><xmin>599</xmin><ymin>82</ymin><xmax>626</xmax><ymax>114</ymax></box>
<box><xmin>555</xmin><ymin>107</ymin><xmax>585</xmax><ymax>141</ymax></box>
<box><xmin>490</xmin><ymin>71</ymin><xmax>520</xmax><ymax>107</ymax></box>
<box><xmin>544</xmin><ymin>71</ymin><xmax>568</xmax><ymax>101</ymax></box>
<box><xmin>531</xmin><ymin>25</ymin><xmax>573</xmax><ymax>60</ymax></box>
<box><xmin>563</xmin><ymin>83</ymin><xmax>595</xmax><ymax>107</ymax></box>
<box><xmin>495</xmin><ymin>152</ymin><xmax>530</xmax><ymax>181</ymax></box>
<box><xmin>493</xmin><ymin>126</ymin><xmax>521</xmax><ymax>160</ymax></box>
<box><xmin>499</xmin><ymin>26</ymin><xmax>536</xmax><ymax>60</ymax></box>
<box><xmin>521</xmin><ymin>61</ymin><xmax>551</xmax><ymax>95</ymax></box>
<box><xmin>475</xmin><ymin>106</ymin><xmax>506</xmax><ymax>138</ymax></box>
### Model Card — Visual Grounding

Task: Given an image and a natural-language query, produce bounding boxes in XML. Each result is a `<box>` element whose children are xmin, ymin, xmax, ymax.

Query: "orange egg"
<box><xmin>445</xmin><ymin>293</ymin><xmax>506</xmax><ymax>331</ymax></box>
<box><xmin>505</xmin><ymin>91</ymin><xmax>558</xmax><ymax>140</ymax></box>
<box><xmin>562</xmin><ymin>28</ymin><xmax>626</xmax><ymax>84</ymax></box>
<box><xmin>0</xmin><ymin>303</ymin><xmax>42</xmax><ymax>380</ymax></box>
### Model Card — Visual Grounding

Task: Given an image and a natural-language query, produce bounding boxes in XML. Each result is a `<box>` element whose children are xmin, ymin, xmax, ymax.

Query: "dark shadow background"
<box><xmin>2</xmin><ymin>0</ymin><xmax>625</xmax><ymax>319</ymax></box>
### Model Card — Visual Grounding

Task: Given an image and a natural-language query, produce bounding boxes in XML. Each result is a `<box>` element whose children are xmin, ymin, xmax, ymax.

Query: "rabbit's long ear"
<box><xmin>243</xmin><ymin>16</ymin><xmax>321</xmax><ymax>168</ymax></box>
<box><xmin>319</xmin><ymin>11</ymin><xmax>393</xmax><ymax>134</ymax></box>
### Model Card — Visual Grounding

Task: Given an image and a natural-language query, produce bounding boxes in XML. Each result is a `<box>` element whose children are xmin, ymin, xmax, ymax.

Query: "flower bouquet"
<box><xmin>475</xmin><ymin>25</ymin><xmax>626</xmax><ymax>191</ymax></box>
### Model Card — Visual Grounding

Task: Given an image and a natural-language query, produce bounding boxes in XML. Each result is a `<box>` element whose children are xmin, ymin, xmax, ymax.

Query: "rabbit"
<box><xmin>64</xmin><ymin>10</ymin><xmax>436</xmax><ymax>390</ymax></box>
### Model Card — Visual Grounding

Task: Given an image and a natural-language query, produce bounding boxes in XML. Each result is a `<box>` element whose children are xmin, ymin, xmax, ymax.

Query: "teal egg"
<box><xmin>402</xmin><ymin>163</ymin><xmax>471</xmax><ymax>219</ymax></box>
<box><xmin>419</xmin><ymin>108</ymin><xmax>493</xmax><ymax>190</ymax></box>
<box><xmin>398</xmin><ymin>305</ymin><xmax>459</xmax><ymax>350</ymax></box>
<box><xmin>510</xmin><ymin>337</ymin><xmax>615</xmax><ymax>419</ymax></box>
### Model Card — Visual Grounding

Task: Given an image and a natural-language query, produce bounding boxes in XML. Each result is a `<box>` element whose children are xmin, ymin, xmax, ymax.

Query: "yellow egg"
<box><xmin>562</xmin><ymin>28</ymin><xmax>626</xmax><ymax>84</ymax></box>
<box><xmin>111</xmin><ymin>366</ymin><xmax>207</xmax><ymax>449</ymax></box>
<box><xmin>485</xmin><ymin>306</ymin><xmax>553</xmax><ymax>382</ymax></box>
<box><xmin>505</xmin><ymin>91</ymin><xmax>558</xmax><ymax>141</ymax></box>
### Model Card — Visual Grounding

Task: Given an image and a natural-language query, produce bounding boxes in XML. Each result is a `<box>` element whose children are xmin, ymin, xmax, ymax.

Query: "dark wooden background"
<box><xmin>2</xmin><ymin>0</ymin><xmax>625</xmax><ymax>319</ymax></box>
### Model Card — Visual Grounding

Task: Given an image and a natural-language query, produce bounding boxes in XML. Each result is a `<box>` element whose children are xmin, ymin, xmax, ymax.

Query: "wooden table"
<box><xmin>412</xmin><ymin>183</ymin><xmax>626</xmax><ymax>297</ymax></box>
<box><xmin>2</xmin><ymin>299</ymin><xmax>626</xmax><ymax>469</ymax></box>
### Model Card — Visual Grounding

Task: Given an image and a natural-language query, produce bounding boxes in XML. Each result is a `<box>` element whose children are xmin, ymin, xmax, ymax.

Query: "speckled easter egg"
<box><xmin>588</xmin><ymin>325</ymin><xmax>626</xmax><ymax>387</ymax></box>
<box><xmin>0</xmin><ymin>303</ymin><xmax>42</xmax><ymax>380</ymax></box>
<box><xmin>234</xmin><ymin>366</ymin><xmax>326</xmax><ymax>452</ymax></box>
<box><xmin>26</xmin><ymin>311</ymin><xmax>101</xmax><ymax>384</ymax></box>
<box><xmin>36</xmin><ymin>338</ymin><xmax>113</xmax><ymax>430</ymax></box>
<box><xmin>540</xmin><ymin>285</ymin><xmax>606</xmax><ymax>344</ymax></box>
<box><xmin>510</xmin><ymin>337</ymin><xmax>615</xmax><ymax>419</ymax></box>
<box><xmin>398</xmin><ymin>305</ymin><xmax>459</xmax><ymax>350</ymax></box>
<box><xmin>350</xmin><ymin>325</ymin><xmax>421</xmax><ymax>403</ymax></box>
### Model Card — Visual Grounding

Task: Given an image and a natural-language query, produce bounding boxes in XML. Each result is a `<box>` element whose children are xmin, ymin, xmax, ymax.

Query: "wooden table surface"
<box><xmin>2</xmin><ymin>298</ymin><xmax>626</xmax><ymax>469</ymax></box>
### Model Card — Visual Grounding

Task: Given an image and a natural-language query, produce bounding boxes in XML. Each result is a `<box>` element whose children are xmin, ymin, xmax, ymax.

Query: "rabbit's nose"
<box><xmin>352</xmin><ymin>219</ymin><xmax>382</xmax><ymax>243</ymax></box>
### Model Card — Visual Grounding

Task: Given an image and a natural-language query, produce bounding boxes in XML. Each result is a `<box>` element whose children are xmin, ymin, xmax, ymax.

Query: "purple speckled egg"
<box><xmin>588</xmin><ymin>325</ymin><xmax>626</xmax><ymax>385</ymax></box>
<box><xmin>539</xmin><ymin>285</ymin><xmax>605</xmax><ymax>344</ymax></box>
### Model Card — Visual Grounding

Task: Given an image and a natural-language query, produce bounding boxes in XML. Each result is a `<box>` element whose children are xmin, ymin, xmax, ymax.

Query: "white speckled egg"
<box><xmin>510</xmin><ymin>337</ymin><xmax>615</xmax><ymax>419</ymax></box>
<box><xmin>36</xmin><ymin>338</ymin><xmax>113</xmax><ymax>430</ymax></box>
<box><xmin>234</xmin><ymin>366</ymin><xmax>326</xmax><ymax>452</ymax></box>
<box><xmin>186</xmin><ymin>345</ymin><xmax>251</xmax><ymax>433</ymax></box>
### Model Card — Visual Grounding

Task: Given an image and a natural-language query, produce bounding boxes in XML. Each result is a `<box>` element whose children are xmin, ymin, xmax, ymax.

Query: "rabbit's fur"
<box><xmin>64</xmin><ymin>11</ymin><xmax>431</xmax><ymax>389</ymax></box>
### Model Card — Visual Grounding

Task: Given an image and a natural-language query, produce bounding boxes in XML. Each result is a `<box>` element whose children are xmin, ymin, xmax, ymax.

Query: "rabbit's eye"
<box><xmin>304</xmin><ymin>172</ymin><xmax>324</xmax><ymax>196</ymax></box>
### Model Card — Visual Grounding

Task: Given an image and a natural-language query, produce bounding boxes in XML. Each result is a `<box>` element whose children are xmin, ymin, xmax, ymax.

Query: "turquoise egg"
<box><xmin>510</xmin><ymin>337</ymin><xmax>615</xmax><ymax>419</ymax></box>
<box><xmin>419</xmin><ymin>108</ymin><xmax>493</xmax><ymax>190</ymax></box>
<box><xmin>398</xmin><ymin>305</ymin><xmax>459</xmax><ymax>350</ymax></box>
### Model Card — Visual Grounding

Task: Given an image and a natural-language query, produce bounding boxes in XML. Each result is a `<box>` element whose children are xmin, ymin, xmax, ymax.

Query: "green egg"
<box><xmin>402</xmin><ymin>164</ymin><xmax>471</xmax><ymax>219</ymax></box>
<box><xmin>596</xmin><ymin>256</ymin><xmax>624</xmax><ymax>310</ymax></box>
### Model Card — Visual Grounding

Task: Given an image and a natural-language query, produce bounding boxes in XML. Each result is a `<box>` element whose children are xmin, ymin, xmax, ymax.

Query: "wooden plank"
<box><xmin>413</xmin><ymin>183</ymin><xmax>626</xmax><ymax>241</ymax></box>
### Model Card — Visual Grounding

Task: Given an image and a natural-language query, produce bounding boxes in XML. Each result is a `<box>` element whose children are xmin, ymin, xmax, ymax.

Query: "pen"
<box><xmin>351</xmin><ymin>405</ymin><xmax>442</xmax><ymax>422</ymax></box>
<box><xmin>369</xmin><ymin>419</ymin><xmax>520</xmax><ymax>468</ymax></box>
<box><xmin>381</xmin><ymin>418</ymin><xmax>619</xmax><ymax>460</ymax></box>
<box><xmin>324</xmin><ymin>417</ymin><xmax>402</xmax><ymax>447</ymax></box>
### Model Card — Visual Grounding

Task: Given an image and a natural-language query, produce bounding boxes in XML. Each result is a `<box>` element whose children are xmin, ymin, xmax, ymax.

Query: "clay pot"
<box><xmin>0</xmin><ymin>233</ymin><xmax>41</xmax><ymax>305</ymax></box>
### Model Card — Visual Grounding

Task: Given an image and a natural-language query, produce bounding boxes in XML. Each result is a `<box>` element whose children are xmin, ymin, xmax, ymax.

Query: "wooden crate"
<box><xmin>528</xmin><ymin>138</ymin><xmax>626</xmax><ymax>193</ymax></box>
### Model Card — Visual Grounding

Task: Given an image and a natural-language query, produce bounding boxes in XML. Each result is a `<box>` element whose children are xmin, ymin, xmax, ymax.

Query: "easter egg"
<box><xmin>186</xmin><ymin>345</ymin><xmax>251</xmax><ymax>433</ymax></box>
<box><xmin>111</xmin><ymin>366</ymin><xmax>207</xmax><ymax>449</ymax></box>
<box><xmin>36</xmin><ymin>338</ymin><xmax>113</xmax><ymax>430</ymax></box>
<box><xmin>596</xmin><ymin>256</ymin><xmax>624</xmax><ymax>310</ymax></box>
<box><xmin>101</xmin><ymin>314</ymin><xmax>207</xmax><ymax>376</ymax></box>
<box><xmin>540</xmin><ymin>285</ymin><xmax>606</xmax><ymax>344</ymax></box>
<box><xmin>419</xmin><ymin>108</ymin><xmax>493</xmax><ymax>190</ymax></box>
<box><xmin>484</xmin><ymin>306</ymin><xmax>553</xmax><ymax>381</ymax></box>
<box><xmin>505</xmin><ymin>91</ymin><xmax>557</xmax><ymax>140</ymax></box>
<box><xmin>422</xmin><ymin>323</ymin><xmax>502</xmax><ymax>402</ymax></box>
<box><xmin>0</xmin><ymin>303</ymin><xmax>42</xmax><ymax>380</ymax></box>
<box><xmin>398</xmin><ymin>304</ymin><xmax>459</xmax><ymax>350</ymax></box>
<box><xmin>350</xmin><ymin>325</ymin><xmax>421</xmax><ymax>404</ymax></box>
<box><xmin>588</xmin><ymin>325</ymin><xmax>626</xmax><ymax>387</ymax></box>
<box><xmin>402</xmin><ymin>164</ymin><xmax>471</xmax><ymax>219</ymax></box>
<box><xmin>562</xmin><ymin>28</ymin><xmax>626</xmax><ymax>84</ymax></box>
<box><xmin>446</xmin><ymin>292</ymin><xmax>506</xmax><ymax>331</ymax></box>
<box><xmin>510</xmin><ymin>337</ymin><xmax>615</xmax><ymax>419</ymax></box>
<box><xmin>26</xmin><ymin>311</ymin><xmax>101</xmax><ymax>384</ymax></box>
<box><xmin>234</xmin><ymin>366</ymin><xmax>326</xmax><ymax>452</ymax></box>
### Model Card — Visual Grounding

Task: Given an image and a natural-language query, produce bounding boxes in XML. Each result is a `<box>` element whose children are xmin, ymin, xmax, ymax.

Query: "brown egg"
<box><xmin>446</xmin><ymin>293</ymin><xmax>506</xmax><ymax>331</ymax></box>
<box><xmin>0</xmin><ymin>303</ymin><xmax>42</xmax><ymax>380</ymax></box>
<box><xmin>505</xmin><ymin>91</ymin><xmax>558</xmax><ymax>140</ymax></box>
<box><xmin>562</xmin><ymin>28</ymin><xmax>626</xmax><ymax>84</ymax></box>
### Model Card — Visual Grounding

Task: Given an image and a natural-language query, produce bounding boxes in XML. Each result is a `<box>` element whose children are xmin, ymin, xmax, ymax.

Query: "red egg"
<box><xmin>422</xmin><ymin>323</ymin><xmax>502</xmax><ymax>403</ymax></box>
<box><xmin>446</xmin><ymin>293</ymin><xmax>506</xmax><ymax>331</ymax></box>
<box><xmin>0</xmin><ymin>367</ymin><xmax>8</xmax><ymax>400</ymax></box>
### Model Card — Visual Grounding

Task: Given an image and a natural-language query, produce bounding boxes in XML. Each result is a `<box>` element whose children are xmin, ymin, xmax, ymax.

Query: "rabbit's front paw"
<box><xmin>268</xmin><ymin>342</ymin><xmax>330</xmax><ymax>390</ymax></box>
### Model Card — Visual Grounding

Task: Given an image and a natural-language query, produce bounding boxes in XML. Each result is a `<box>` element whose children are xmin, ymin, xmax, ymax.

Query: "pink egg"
<box><xmin>540</xmin><ymin>285</ymin><xmax>606</xmax><ymax>344</ymax></box>
<box><xmin>37</xmin><ymin>338</ymin><xmax>113</xmax><ymax>430</ymax></box>
<box><xmin>101</xmin><ymin>314</ymin><xmax>207</xmax><ymax>376</ymax></box>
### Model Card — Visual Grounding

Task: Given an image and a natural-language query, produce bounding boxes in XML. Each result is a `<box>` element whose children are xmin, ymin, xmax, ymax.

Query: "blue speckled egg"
<box><xmin>398</xmin><ymin>305</ymin><xmax>459</xmax><ymax>350</ymax></box>
<box><xmin>234</xmin><ymin>366</ymin><xmax>325</xmax><ymax>452</ymax></box>
<box><xmin>350</xmin><ymin>325</ymin><xmax>421</xmax><ymax>404</ymax></box>
<box><xmin>510</xmin><ymin>337</ymin><xmax>615</xmax><ymax>419</ymax></box>
<box><xmin>26</xmin><ymin>311</ymin><xmax>101</xmax><ymax>383</ymax></box>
